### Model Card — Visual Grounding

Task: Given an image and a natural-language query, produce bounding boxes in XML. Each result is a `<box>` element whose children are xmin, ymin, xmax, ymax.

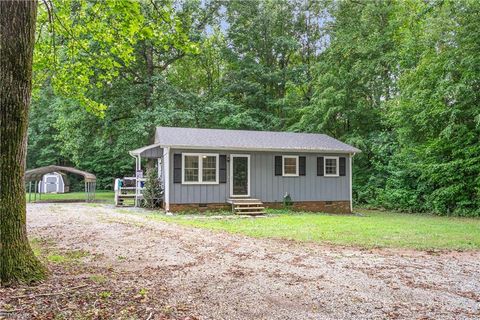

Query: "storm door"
<box><xmin>230</xmin><ymin>155</ymin><xmax>250</xmax><ymax>196</ymax></box>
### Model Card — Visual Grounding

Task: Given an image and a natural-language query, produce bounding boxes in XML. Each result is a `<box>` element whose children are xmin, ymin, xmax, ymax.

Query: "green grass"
<box><xmin>47</xmin><ymin>250</ymin><xmax>90</xmax><ymax>264</ymax></box>
<box><xmin>27</xmin><ymin>191</ymin><xmax>114</xmax><ymax>203</ymax></box>
<box><xmin>29</xmin><ymin>237</ymin><xmax>91</xmax><ymax>264</ymax></box>
<box><xmin>150</xmin><ymin>209</ymin><xmax>480</xmax><ymax>250</ymax></box>
<box><xmin>89</xmin><ymin>274</ymin><xmax>108</xmax><ymax>284</ymax></box>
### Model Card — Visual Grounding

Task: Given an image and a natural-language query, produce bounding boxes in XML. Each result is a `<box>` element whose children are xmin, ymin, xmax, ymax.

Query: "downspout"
<box><xmin>349</xmin><ymin>153</ymin><xmax>355</xmax><ymax>213</ymax></box>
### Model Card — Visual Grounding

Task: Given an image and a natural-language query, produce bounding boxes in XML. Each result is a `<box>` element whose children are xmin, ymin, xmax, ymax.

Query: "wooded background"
<box><xmin>28</xmin><ymin>0</ymin><xmax>479</xmax><ymax>216</ymax></box>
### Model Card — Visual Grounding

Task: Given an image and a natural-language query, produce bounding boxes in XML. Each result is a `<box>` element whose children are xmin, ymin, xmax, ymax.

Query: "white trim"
<box><xmin>164</xmin><ymin>147</ymin><xmax>170</xmax><ymax>211</ymax></box>
<box><xmin>157</xmin><ymin>158</ymin><xmax>162</xmax><ymax>180</ymax></box>
<box><xmin>230</xmin><ymin>154</ymin><xmax>251</xmax><ymax>197</ymax></box>
<box><xmin>131</xmin><ymin>143</ymin><xmax>360</xmax><ymax>155</ymax></box>
<box><xmin>134</xmin><ymin>155</ymin><xmax>141</xmax><ymax>207</ymax></box>
<box><xmin>324</xmin><ymin>156</ymin><xmax>339</xmax><ymax>177</ymax></box>
<box><xmin>43</xmin><ymin>173</ymin><xmax>61</xmax><ymax>193</ymax></box>
<box><xmin>282</xmin><ymin>155</ymin><xmax>299</xmax><ymax>177</ymax></box>
<box><xmin>181</xmin><ymin>153</ymin><xmax>219</xmax><ymax>184</ymax></box>
<box><xmin>349</xmin><ymin>155</ymin><xmax>353</xmax><ymax>213</ymax></box>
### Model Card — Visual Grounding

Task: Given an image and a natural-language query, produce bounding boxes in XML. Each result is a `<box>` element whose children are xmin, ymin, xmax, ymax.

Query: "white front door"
<box><xmin>230</xmin><ymin>154</ymin><xmax>250</xmax><ymax>197</ymax></box>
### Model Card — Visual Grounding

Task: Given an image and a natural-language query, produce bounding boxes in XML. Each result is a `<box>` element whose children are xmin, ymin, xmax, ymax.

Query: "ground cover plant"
<box><xmin>26</xmin><ymin>191</ymin><xmax>115</xmax><ymax>203</ymax></box>
<box><xmin>152</xmin><ymin>209</ymin><xmax>480</xmax><ymax>251</ymax></box>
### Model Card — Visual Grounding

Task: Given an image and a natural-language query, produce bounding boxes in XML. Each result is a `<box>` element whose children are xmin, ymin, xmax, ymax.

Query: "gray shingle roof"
<box><xmin>151</xmin><ymin>127</ymin><xmax>361</xmax><ymax>154</ymax></box>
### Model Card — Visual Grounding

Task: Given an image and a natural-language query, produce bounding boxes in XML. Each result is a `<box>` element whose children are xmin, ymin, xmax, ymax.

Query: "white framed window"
<box><xmin>324</xmin><ymin>156</ymin><xmax>339</xmax><ymax>177</ymax></box>
<box><xmin>282</xmin><ymin>155</ymin><xmax>299</xmax><ymax>176</ymax></box>
<box><xmin>182</xmin><ymin>153</ymin><xmax>219</xmax><ymax>184</ymax></box>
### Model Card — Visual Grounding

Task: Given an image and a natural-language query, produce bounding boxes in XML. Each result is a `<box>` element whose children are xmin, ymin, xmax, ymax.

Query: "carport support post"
<box><xmin>33</xmin><ymin>180</ymin><xmax>37</xmax><ymax>202</ymax></box>
<box><xmin>28</xmin><ymin>182</ymin><xmax>31</xmax><ymax>202</ymax></box>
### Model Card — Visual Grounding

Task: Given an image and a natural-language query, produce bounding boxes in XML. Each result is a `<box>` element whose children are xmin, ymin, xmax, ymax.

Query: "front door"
<box><xmin>230</xmin><ymin>155</ymin><xmax>250</xmax><ymax>197</ymax></box>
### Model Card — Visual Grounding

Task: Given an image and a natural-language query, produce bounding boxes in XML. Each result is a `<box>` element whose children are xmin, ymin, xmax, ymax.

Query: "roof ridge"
<box><xmin>148</xmin><ymin>126</ymin><xmax>361</xmax><ymax>154</ymax></box>
<box><xmin>156</xmin><ymin>126</ymin><xmax>329</xmax><ymax>136</ymax></box>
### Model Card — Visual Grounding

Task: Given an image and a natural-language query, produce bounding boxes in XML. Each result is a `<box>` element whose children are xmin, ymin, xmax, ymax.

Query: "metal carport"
<box><xmin>25</xmin><ymin>165</ymin><xmax>96</xmax><ymax>202</ymax></box>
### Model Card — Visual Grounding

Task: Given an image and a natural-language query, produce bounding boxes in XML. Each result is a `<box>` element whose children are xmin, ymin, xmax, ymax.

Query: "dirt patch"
<box><xmin>0</xmin><ymin>239</ymin><xmax>193</xmax><ymax>320</ymax></box>
<box><xmin>2</xmin><ymin>203</ymin><xmax>479</xmax><ymax>319</ymax></box>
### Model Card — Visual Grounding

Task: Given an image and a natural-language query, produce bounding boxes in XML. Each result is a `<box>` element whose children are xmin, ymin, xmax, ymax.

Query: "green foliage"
<box><xmin>297</xmin><ymin>0</ymin><xmax>480</xmax><ymax>216</ymax></box>
<box><xmin>142</xmin><ymin>168</ymin><xmax>163</xmax><ymax>209</ymax></box>
<box><xmin>28</xmin><ymin>0</ymin><xmax>480</xmax><ymax>216</ymax></box>
<box><xmin>283</xmin><ymin>193</ymin><xmax>293</xmax><ymax>208</ymax></box>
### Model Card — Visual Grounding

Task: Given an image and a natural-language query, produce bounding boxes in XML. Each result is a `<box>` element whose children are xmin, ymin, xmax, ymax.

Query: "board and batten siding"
<box><xmin>168</xmin><ymin>149</ymin><xmax>351</xmax><ymax>204</ymax></box>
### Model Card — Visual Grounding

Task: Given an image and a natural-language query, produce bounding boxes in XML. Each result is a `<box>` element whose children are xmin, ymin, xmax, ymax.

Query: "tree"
<box><xmin>142</xmin><ymin>168</ymin><xmax>163</xmax><ymax>209</ymax></box>
<box><xmin>29</xmin><ymin>0</ymin><xmax>202</xmax><ymax>188</ymax></box>
<box><xmin>0</xmin><ymin>0</ymin><xmax>46</xmax><ymax>285</ymax></box>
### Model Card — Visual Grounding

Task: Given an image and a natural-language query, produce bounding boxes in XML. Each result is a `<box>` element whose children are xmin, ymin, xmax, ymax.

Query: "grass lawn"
<box><xmin>28</xmin><ymin>191</ymin><xmax>115</xmax><ymax>203</ymax></box>
<box><xmin>151</xmin><ymin>209</ymin><xmax>480</xmax><ymax>250</ymax></box>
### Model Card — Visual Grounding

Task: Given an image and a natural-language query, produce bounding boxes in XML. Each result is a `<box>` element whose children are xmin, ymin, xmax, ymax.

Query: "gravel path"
<box><xmin>27</xmin><ymin>203</ymin><xmax>480</xmax><ymax>319</ymax></box>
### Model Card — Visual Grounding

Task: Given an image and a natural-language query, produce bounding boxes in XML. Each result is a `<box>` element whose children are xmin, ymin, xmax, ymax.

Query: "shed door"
<box><xmin>45</xmin><ymin>176</ymin><xmax>58</xmax><ymax>193</ymax></box>
<box><xmin>230</xmin><ymin>155</ymin><xmax>250</xmax><ymax>197</ymax></box>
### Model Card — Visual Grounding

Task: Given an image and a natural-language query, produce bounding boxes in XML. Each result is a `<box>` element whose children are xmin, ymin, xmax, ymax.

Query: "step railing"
<box><xmin>115</xmin><ymin>177</ymin><xmax>146</xmax><ymax>206</ymax></box>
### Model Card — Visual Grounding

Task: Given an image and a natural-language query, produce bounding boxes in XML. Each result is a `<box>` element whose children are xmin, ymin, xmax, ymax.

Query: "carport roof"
<box><xmin>25</xmin><ymin>165</ymin><xmax>96</xmax><ymax>182</ymax></box>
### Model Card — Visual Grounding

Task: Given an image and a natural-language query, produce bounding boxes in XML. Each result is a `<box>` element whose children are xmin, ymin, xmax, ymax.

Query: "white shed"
<box><xmin>38</xmin><ymin>172</ymin><xmax>67</xmax><ymax>193</ymax></box>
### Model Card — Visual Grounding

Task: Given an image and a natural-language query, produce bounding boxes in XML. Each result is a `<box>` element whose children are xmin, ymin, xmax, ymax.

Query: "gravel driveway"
<box><xmin>27</xmin><ymin>203</ymin><xmax>480</xmax><ymax>319</ymax></box>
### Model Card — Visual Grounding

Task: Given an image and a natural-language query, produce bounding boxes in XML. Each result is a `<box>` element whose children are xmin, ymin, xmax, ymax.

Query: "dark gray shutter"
<box><xmin>317</xmin><ymin>157</ymin><xmax>324</xmax><ymax>176</ymax></box>
<box><xmin>339</xmin><ymin>157</ymin><xmax>346</xmax><ymax>176</ymax></box>
<box><xmin>219</xmin><ymin>155</ymin><xmax>227</xmax><ymax>183</ymax></box>
<box><xmin>173</xmin><ymin>153</ymin><xmax>182</xmax><ymax>183</ymax></box>
<box><xmin>299</xmin><ymin>156</ymin><xmax>306</xmax><ymax>176</ymax></box>
<box><xmin>274</xmin><ymin>156</ymin><xmax>282</xmax><ymax>176</ymax></box>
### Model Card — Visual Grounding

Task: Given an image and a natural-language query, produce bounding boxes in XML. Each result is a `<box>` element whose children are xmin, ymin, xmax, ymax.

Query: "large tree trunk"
<box><xmin>0</xmin><ymin>0</ymin><xmax>46</xmax><ymax>286</ymax></box>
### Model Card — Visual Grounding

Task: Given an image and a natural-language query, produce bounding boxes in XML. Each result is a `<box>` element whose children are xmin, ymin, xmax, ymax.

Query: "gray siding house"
<box><xmin>130</xmin><ymin>127</ymin><xmax>361</xmax><ymax>213</ymax></box>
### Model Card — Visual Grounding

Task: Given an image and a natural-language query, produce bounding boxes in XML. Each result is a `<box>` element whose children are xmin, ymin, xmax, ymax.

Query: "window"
<box><xmin>324</xmin><ymin>156</ymin><xmax>339</xmax><ymax>176</ymax></box>
<box><xmin>202</xmin><ymin>155</ymin><xmax>217</xmax><ymax>182</ymax></box>
<box><xmin>282</xmin><ymin>155</ymin><xmax>299</xmax><ymax>176</ymax></box>
<box><xmin>184</xmin><ymin>155</ymin><xmax>199</xmax><ymax>182</ymax></box>
<box><xmin>182</xmin><ymin>153</ymin><xmax>219</xmax><ymax>184</ymax></box>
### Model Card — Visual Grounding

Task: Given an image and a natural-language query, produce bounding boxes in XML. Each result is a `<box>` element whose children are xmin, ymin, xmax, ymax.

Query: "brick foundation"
<box><xmin>168</xmin><ymin>203</ymin><xmax>230</xmax><ymax>213</ymax></box>
<box><xmin>264</xmin><ymin>201</ymin><xmax>351</xmax><ymax>214</ymax></box>
<box><xmin>168</xmin><ymin>200</ymin><xmax>351</xmax><ymax>214</ymax></box>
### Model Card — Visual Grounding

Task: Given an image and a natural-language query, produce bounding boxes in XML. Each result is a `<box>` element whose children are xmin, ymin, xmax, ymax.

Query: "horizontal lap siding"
<box><xmin>169</xmin><ymin>149</ymin><xmax>351</xmax><ymax>204</ymax></box>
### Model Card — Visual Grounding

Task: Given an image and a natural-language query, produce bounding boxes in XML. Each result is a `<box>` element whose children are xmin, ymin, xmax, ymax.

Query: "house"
<box><xmin>129</xmin><ymin>127</ymin><xmax>361</xmax><ymax>213</ymax></box>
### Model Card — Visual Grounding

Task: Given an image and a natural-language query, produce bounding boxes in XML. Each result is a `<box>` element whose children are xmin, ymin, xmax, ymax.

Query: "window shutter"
<box><xmin>317</xmin><ymin>157</ymin><xmax>324</xmax><ymax>176</ymax></box>
<box><xmin>299</xmin><ymin>156</ymin><xmax>306</xmax><ymax>176</ymax></box>
<box><xmin>339</xmin><ymin>157</ymin><xmax>346</xmax><ymax>176</ymax></box>
<box><xmin>274</xmin><ymin>156</ymin><xmax>282</xmax><ymax>176</ymax></box>
<box><xmin>219</xmin><ymin>155</ymin><xmax>227</xmax><ymax>183</ymax></box>
<box><xmin>173</xmin><ymin>154</ymin><xmax>182</xmax><ymax>183</ymax></box>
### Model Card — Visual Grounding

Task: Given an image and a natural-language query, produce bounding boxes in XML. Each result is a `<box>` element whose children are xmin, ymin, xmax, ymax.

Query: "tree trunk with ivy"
<box><xmin>0</xmin><ymin>0</ymin><xmax>46</xmax><ymax>286</ymax></box>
